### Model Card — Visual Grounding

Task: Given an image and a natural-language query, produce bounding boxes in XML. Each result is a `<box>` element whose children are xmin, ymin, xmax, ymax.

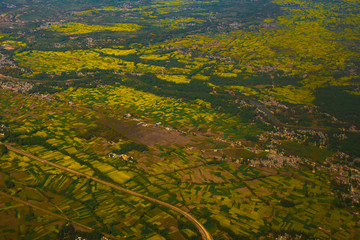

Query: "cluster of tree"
<box><xmin>331</xmin><ymin>192</ymin><xmax>354</xmax><ymax>209</ymax></box>
<box><xmin>0</xmin><ymin>67</ymin><xmax>23</xmax><ymax>78</ymax></box>
<box><xmin>280</xmin><ymin>199</ymin><xmax>295</xmax><ymax>208</ymax></box>
<box><xmin>7</xmin><ymin>135</ymin><xmax>58</xmax><ymax>150</ymax></box>
<box><xmin>274</xmin><ymin>112</ymin><xmax>301</xmax><ymax>126</ymax></box>
<box><xmin>5</xmin><ymin>178</ymin><xmax>15</xmax><ymax>188</ymax></box>
<box><xmin>177</xmin><ymin>216</ymin><xmax>202</xmax><ymax>240</ymax></box>
<box><xmin>32</xmin><ymin>71</ymin><xmax>82</xmax><ymax>81</ymax></box>
<box><xmin>112</xmin><ymin>142</ymin><xmax>149</xmax><ymax>155</ymax></box>
<box><xmin>209</xmin><ymin>74</ymin><xmax>273</xmax><ymax>87</ymax></box>
<box><xmin>244</xmin><ymin>134</ymin><xmax>259</xmax><ymax>142</ymax></box>
<box><xmin>0</xmin><ymin>144</ymin><xmax>8</xmax><ymax>155</ymax></box>
<box><xmin>130</xmin><ymin>73</ymin><xmax>260</xmax><ymax>123</ymax></box>
<box><xmin>315</xmin><ymin>86</ymin><xmax>360</xmax><ymax>127</ymax></box>
<box><xmin>29</xmin><ymin>83</ymin><xmax>63</xmax><ymax>94</ymax></box>
<box><xmin>330</xmin><ymin>179</ymin><xmax>351</xmax><ymax>195</ymax></box>
<box><xmin>78</xmin><ymin>124</ymin><xmax>124</xmax><ymax>142</ymax></box>
<box><xmin>329</xmin><ymin>181</ymin><xmax>359</xmax><ymax>210</ymax></box>
<box><xmin>328</xmin><ymin>130</ymin><xmax>360</xmax><ymax>158</ymax></box>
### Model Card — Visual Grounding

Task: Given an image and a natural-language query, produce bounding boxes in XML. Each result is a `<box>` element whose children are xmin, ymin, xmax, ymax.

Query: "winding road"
<box><xmin>1</xmin><ymin>143</ymin><xmax>213</xmax><ymax>240</ymax></box>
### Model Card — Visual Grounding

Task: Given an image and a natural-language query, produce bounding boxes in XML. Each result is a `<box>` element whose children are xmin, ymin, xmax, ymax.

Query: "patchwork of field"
<box><xmin>0</xmin><ymin>0</ymin><xmax>360</xmax><ymax>239</ymax></box>
<box><xmin>0</xmin><ymin>150</ymin><xmax>184</xmax><ymax>239</ymax></box>
<box><xmin>47</xmin><ymin>22</ymin><xmax>141</xmax><ymax>35</ymax></box>
<box><xmin>12</xmin><ymin>0</ymin><xmax>360</xmax><ymax>104</ymax></box>
<box><xmin>74</xmin><ymin>0</ymin><xmax>218</xmax><ymax>17</ymax></box>
<box><xmin>0</xmin><ymin>90</ymin><xmax>194</xmax><ymax>239</ymax></box>
<box><xmin>60</xmin><ymin>85</ymin><xmax>260</xmax><ymax>139</ymax></box>
<box><xmin>1</xmin><ymin>89</ymin><xmax>359</xmax><ymax>239</ymax></box>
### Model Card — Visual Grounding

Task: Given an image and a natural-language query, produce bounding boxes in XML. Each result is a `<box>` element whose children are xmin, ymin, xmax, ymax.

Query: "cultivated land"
<box><xmin>0</xmin><ymin>0</ymin><xmax>360</xmax><ymax>239</ymax></box>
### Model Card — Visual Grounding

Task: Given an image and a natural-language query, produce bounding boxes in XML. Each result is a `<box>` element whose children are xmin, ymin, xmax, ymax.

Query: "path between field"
<box><xmin>2</xmin><ymin>143</ymin><xmax>214</xmax><ymax>240</ymax></box>
<box><xmin>0</xmin><ymin>191</ymin><xmax>120</xmax><ymax>240</ymax></box>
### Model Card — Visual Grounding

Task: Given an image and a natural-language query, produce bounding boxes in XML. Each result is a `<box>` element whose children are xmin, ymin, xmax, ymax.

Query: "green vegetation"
<box><xmin>0</xmin><ymin>0</ymin><xmax>360</xmax><ymax>239</ymax></box>
<box><xmin>280</xmin><ymin>199</ymin><xmax>295</xmax><ymax>208</ymax></box>
<box><xmin>1</xmin><ymin>40</ymin><xmax>27</xmax><ymax>48</ymax></box>
<box><xmin>113</xmin><ymin>142</ymin><xmax>149</xmax><ymax>155</ymax></box>
<box><xmin>77</xmin><ymin>123</ymin><xmax>125</xmax><ymax>142</ymax></box>
<box><xmin>329</xmin><ymin>132</ymin><xmax>360</xmax><ymax>157</ymax></box>
<box><xmin>47</xmin><ymin>22</ymin><xmax>141</xmax><ymax>35</ymax></box>
<box><xmin>15</xmin><ymin>50</ymin><xmax>128</xmax><ymax>75</ymax></box>
<box><xmin>94</xmin><ymin>47</ymin><xmax>137</xmax><ymax>56</ymax></box>
<box><xmin>61</xmin><ymin>85</ymin><xmax>259</xmax><ymax>138</ymax></box>
<box><xmin>315</xmin><ymin>86</ymin><xmax>360</xmax><ymax>125</ymax></box>
<box><xmin>153</xmin><ymin>17</ymin><xmax>204</xmax><ymax>30</ymax></box>
<box><xmin>156</xmin><ymin>74</ymin><xmax>190</xmax><ymax>83</ymax></box>
<box><xmin>279</xmin><ymin>141</ymin><xmax>332</xmax><ymax>163</ymax></box>
<box><xmin>0</xmin><ymin>145</ymin><xmax>7</xmax><ymax>156</ymax></box>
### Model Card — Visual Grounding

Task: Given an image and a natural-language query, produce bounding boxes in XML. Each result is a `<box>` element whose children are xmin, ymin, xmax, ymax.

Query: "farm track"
<box><xmin>0</xmin><ymin>191</ymin><xmax>121</xmax><ymax>240</ymax></box>
<box><xmin>1</xmin><ymin>143</ymin><xmax>214</xmax><ymax>240</ymax></box>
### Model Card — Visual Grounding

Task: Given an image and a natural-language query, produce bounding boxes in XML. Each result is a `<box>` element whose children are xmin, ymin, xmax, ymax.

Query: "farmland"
<box><xmin>1</xmin><ymin>0</ymin><xmax>360</xmax><ymax>239</ymax></box>
<box><xmin>47</xmin><ymin>23</ymin><xmax>141</xmax><ymax>35</ymax></box>
<box><xmin>61</xmin><ymin>85</ymin><xmax>259</xmax><ymax>138</ymax></box>
<box><xmin>1</xmin><ymin>89</ymin><xmax>359</xmax><ymax>239</ymax></box>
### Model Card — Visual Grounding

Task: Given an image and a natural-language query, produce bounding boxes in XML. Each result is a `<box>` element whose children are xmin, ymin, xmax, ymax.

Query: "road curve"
<box><xmin>2</xmin><ymin>143</ymin><xmax>213</xmax><ymax>240</ymax></box>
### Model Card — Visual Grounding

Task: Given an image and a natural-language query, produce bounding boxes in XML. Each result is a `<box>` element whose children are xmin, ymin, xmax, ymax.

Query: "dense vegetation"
<box><xmin>113</xmin><ymin>142</ymin><xmax>149</xmax><ymax>155</ymax></box>
<box><xmin>0</xmin><ymin>145</ymin><xmax>7</xmax><ymax>156</ymax></box>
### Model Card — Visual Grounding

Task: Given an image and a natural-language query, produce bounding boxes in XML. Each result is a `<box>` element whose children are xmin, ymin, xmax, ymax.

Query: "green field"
<box><xmin>0</xmin><ymin>0</ymin><xmax>360</xmax><ymax>239</ymax></box>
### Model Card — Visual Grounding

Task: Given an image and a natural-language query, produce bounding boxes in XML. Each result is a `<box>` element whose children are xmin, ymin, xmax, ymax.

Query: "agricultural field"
<box><xmin>1</xmin><ymin>88</ymin><xmax>359</xmax><ymax>239</ymax></box>
<box><xmin>47</xmin><ymin>23</ymin><xmax>141</xmax><ymax>35</ymax></box>
<box><xmin>0</xmin><ymin>0</ymin><xmax>360</xmax><ymax>239</ymax></box>
<box><xmin>11</xmin><ymin>0</ymin><xmax>360</xmax><ymax>107</ymax></box>
<box><xmin>60</xmin><ymin>85</ymin><xmax>262</xmax><ymax>139</ymax></box>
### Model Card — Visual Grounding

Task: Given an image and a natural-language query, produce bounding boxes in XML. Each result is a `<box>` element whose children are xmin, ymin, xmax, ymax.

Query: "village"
<box><xmin>113</xmin><ymin>111</ymin><xmax>360</xmax><ymax>207</ymax></box>
<box><xmin>0</xmin><ymin>80</ymin><xmax>33</xmax><ymax>92</ymax></box>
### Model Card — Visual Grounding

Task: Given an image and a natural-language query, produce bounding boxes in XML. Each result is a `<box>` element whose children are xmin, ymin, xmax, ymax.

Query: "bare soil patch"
<box><xmin>101</xmin><ymin>117</ymin><xmax>194</xmax><ymax>147</ymax></box>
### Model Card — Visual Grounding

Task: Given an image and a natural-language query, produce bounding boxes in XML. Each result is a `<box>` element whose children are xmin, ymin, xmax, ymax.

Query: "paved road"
<box><xmin>2</xmin><ymin>143</ymin><xmax>213</xmax><ymax>240</ymax></box>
